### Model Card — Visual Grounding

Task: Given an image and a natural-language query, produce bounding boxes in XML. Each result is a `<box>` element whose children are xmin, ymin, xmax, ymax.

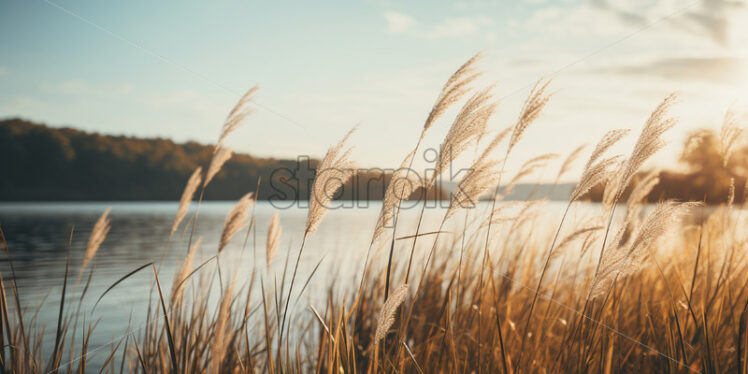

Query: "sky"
<box><xmin>1</xmin><ymin>0</ymin><xmax>748</xmax><ymax>181</ymax></box>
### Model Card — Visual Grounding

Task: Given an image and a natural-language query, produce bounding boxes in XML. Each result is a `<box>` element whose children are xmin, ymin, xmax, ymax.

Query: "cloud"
<box><xmin>585</xmin><ymin>56</ymin><xmax>747</xmax><ymax>83</ymax></box>
<box><xmin>427</xmin><ymin>16</ymin><xmax>492</xmax><ymax>39</ymax></box>
<box><xmin>0</xmin><ymin>66</ymin><xmax>7</xmax><ymax>75</ymax></box>
<box><xmin>520</xmin><ymin>0</ymin><xmax>748</xmax><ymax>52</ymax></box>
<box><xmin>41</xmin><ymin>79</ymin><xmax>133</xmax><ymax>96</ymax></box>
<box><xmin>383</xmin><ymin>11</ymin><xmax>414</xmax><ymax>34</ymax></box>
<box><xmin>523</xmin><ymin>5</ymin><xmax>630</xmax><ymax>37</ymax></box>
<box><xmin>591</xmin><ymin>0</ymin><xmax>748</xmax><ymax>46</ymax></box>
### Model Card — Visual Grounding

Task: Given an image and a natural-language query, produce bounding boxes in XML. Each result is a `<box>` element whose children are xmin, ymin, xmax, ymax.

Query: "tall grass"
<box><xmin>1</xmin><ymin>57</ymin><xmax>747</xmax><ymax>374</ymax></box>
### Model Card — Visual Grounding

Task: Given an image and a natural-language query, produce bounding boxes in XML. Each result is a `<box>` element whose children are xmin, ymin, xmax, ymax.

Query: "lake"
<box><xmin>0</xmin><ymin>200</ymin><xmax>572</xmax><ymax>370</ymax></box>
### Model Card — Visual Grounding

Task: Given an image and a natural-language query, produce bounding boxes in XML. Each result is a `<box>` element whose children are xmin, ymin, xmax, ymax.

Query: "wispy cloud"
<box><xmin>383</xmin><ymin>11</ymin><xmax>414</xmax><ymax>34</ymax></box>
<box><xmin>584</xmin><ymin>56</ymin><xmax>747</xmax><ymax>83</ymax></box>
<box><xmin>591</xmin><ymin>0</ymin><xmax>748</xmax><ymax>46</ymax></box>
<box><xmin>523</xmin><ymin>5</ymin><xmax>629</xmax><ymax>37</ymax></box>
<box><xmin>522</xmin><ymin>0</ymin><xmax>748</xmax><ymax>50</ymax></box>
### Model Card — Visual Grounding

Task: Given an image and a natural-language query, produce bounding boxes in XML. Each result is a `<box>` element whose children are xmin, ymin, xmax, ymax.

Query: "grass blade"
<box><xmin>151</xmin><ymin>263</ymin><xmax>179</xmax><ymax>373</ymax></box>
<box><xmin>93</xmin><ymin>262</ymin><xmax>153</xmax><ymax>310</ymax></box>
<box><xmin>48</xmin><ymin>228</ymin><xmax>72</xmax><ymax>373</ymax></box>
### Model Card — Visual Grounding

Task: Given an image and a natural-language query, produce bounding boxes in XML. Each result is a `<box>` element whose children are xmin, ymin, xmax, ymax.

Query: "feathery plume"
<box><xmin>490</xmin><ymin>126</ymin><xmax>513</xmax><ymax>152</ymax></box>
<box><xmin>266</xmin><ymin>212</ymin><xmax>282</xmax><ymax>267</ymax></box>
<box><xmin>431</xmin><ymin>87</ymin><xmax>497</xmax><ymax>186</ymax></box>
<box><xmin>552</xmin><ymin>223</ymin><xmax>604</xmax><ymax>260</ymax></box>
<box><xmin>598</xmin><ymin>96</ymin><xmax>675</xmax><ymax>211</ymax></box>
<box><xmin>372</xmin><ymin>150</ymin><xmax>419</xmax><ymax>244</ymax></box>
<box><xmin>79</xmin><ymin>208</ymin><xmax>111</xmax><ymax>280</ymax></box>
<box><xmin>508</xmin><ymin>199</ymin><xmax>547</xmax><ymax>230</ymax></box>
<box><xmin>555</xmin><ymin>144</ymin><xmax>586</xmax><ymax>183</ymax></box>
<box><xmin>472</xmin><ymin>126</ymin><xmax>511</xmax><ymax>163</ymax></box>
<box><xmin>484</xmin><ymin>199</ymin><xmax>546</xmax><ymax>228</ymax></box>
<box><xmin>171</xmin><ymin>167</ymin><xmax>202</xmax><ymax>235</ymax></box>
<box><xmin>590</xmin><ymin>201</ymin><xmax>698</xmax><ymax>298</ymax></box>
<box><xmin>487</xmin><ymin>200</ymin><xmax>526</xmax><ymax>219</ymax></box>
<box><xmin>571</xmin><ymin>156</ymin><xmax>622</xmax><ymax>203</ymax></box>
<box><xmin>171</xmin><ymin>236</ymin><xmax>201</xmax><ymax>304</ymax></box>
<box><xmin>616</xmin><ymin>94</ymin><xmax>677</xmax><ymax>202</ymax></box>
<box><xmin>625</xmin><ymin>171</ymin><xmax>660</xmax><ymax>223</ymax></box>
<box><xmin>204</xmin><ymin>147</ymin><xmax>232</xmax><ymax>187</ymax></box>
<box><xmin>602</xmin><ymin>159</ymin><xmax>626</xmax><ymax>209</ymax></box>
<box><xmin>507</xmin><ymin>79</ymin><xmax>552</xmax><ymax>155</ymax></box>
<box><xmin>218</xmin><ymin>192</ymin><xmax>254</xmax><ymax>252</ymax></box>
<box><xmin>720</xmin><ymin>107</ymin><xmax>744</xmax><ymax>167</ymax></box>
<box><xmin>374</xmin><ymin>284</ymin><xmax>409</xmax><ymax>346</ymax></box>
<box><xmin>555</xmin><ymin>144</ymin><xmax>587</xmax><ymax>183</ymax></box>
<box><xmin>580</xmin><ymin>230</ymin><xmax>601</xmax><ymax>257</ymax></box>
<box><xmin>306</xmin><ymin>127</ymin><xmax>356</xmax><ymax>234</ymax></box>
<box><xmin>586</xmin><ymin>129</ymin><xmax>630</xmax><ymax>169</ymax></box>
<box><xmin>210</xmin><ymin>275</ymin><xmax>236</xmax><ymax>373</ymax></box>
<box><xmin>627</xmin><ymin>201</ymin><xmax>699</xmax><ymax>258</ymax></box>
<box><xmin>445</xmin><ymin>130</ymin><xmax>507</xmax><ymax>220</ymax></box>
<box><xmin>501</xmin><ymin>153</ymin><xmax>558</xmax><ymax>198</ymax></box>
<box><xmin>446</xmin><ymin>157</ymin><xmax>500</xmax><ymax>221</ymax></box>
<box><xmin>205</xmin><ymin>86</ymin><xmax>258</xmax><ymax>190</ymax></box>
<box><xmin>423</xmin><ymin>52</ymin><xmax>483</xmax><ymax>134</ymax></box>
<box><xmin>569</xmin><ymin>129</ymin><xmax>630</xmax><ymax>202</ymax></box>
<box><xmin>217</xmin><ymin>86</ymin><xmax>259</xmax><ymax>149</ymax></box>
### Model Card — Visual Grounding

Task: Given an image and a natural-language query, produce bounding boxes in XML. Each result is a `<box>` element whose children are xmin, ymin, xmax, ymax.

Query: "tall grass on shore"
<box><xmin>1</xmin><ymin>56</ymin><xmax>748</xmax><ymax>374</ymax></box>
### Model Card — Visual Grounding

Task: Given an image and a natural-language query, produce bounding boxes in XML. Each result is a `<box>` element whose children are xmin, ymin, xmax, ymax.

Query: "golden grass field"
<box><xmin>1</xmin><ymin>53</ymin><xmax>747</xmax><ymax>373</ymax></box>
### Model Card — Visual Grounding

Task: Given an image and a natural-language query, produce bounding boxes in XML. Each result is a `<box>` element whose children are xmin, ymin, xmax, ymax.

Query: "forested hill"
<box><xmin>0</xmin><ymin>118</ymin><xmax>448</xmax><ymax>202</ymax></box>
<box><xmin>3</xmin><ymin>119</ymin><xmax>744</xmax><ymax>204</ymax></box>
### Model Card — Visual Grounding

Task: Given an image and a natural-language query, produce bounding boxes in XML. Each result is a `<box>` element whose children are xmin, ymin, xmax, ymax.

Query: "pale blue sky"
<box><xmin>1</xmin><ymin>0</ymin><xmax>747</xmax><ymax>179</ymax></box>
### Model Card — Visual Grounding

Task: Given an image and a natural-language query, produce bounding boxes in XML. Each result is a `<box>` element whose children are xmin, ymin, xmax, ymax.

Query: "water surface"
<box><xmin>0</xmin><ymin>200</ymin><xmax>571</xmax><ymax>370</ymax></box>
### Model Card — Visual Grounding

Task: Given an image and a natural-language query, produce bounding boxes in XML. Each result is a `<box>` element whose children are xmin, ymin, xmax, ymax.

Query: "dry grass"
<box><xmin>266</xmin><ymin>211</ymin><xmax>282</xmax><ymax>267</ymax></box>
<box><xmin>78</xmin><ymin>207</ymin><xmax>111</xmax><ymax>280</ymax></box>
<box><xmin>171</xmin><ymin>167</ymin><xmax>202</xmax><ymax>236</ymax></box>
<box><xmin>218</xmin><ymin>192</ymin><xmax>254</xmax><ymax>253</ymax></box>
<box><xmin>306</xmin><ymin>126</ymin><xmax>357</xmax><ymax>234</ymax></box>
<box><xmin>1</xmin><ymin>59</ymin><xmax>748</xmax><ymax>374</ymax></box>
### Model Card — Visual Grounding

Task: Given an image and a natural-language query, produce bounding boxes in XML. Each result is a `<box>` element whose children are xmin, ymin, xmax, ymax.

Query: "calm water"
<box><xmin>0</xmin><ymin>200</ymin><xmax>571</xmax><ymax>370</ymax></box>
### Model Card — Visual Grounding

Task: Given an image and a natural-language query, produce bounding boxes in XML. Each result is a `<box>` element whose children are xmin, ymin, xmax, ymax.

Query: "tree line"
<box><xmin>0</xmin><ymin>118</ymin><xmax>445</xmax><ymax>201</ymax></box>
